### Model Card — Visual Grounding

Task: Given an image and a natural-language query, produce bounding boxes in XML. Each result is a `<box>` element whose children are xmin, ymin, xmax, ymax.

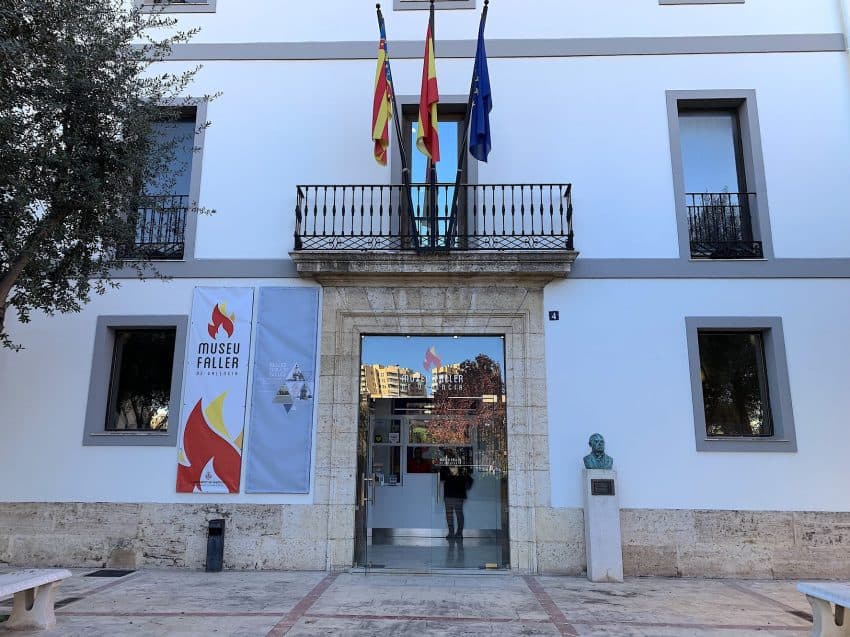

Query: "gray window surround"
<box><xmin>685</xmin><ymin>317</ymin><xmax>796</xmax><ymax>452</ymax></box>
<box><xmin>667</xmin><ymin>90</ymin><xmax>774</xmax><ymax>261</ymax></box>
<box><xmin>394</xmin><ymin>0</ymin><xmax>475</xmax><ymax>10</ymax></box>
<box><xmin>660</xmin><ymin>0</ymin><xmax>744</xmax><ymax>5</ymax></box>
<box><xmin>166</xmin><ymin>98</ymin><xmax>207</xmax><ymax>262</ymax></box>
<box><xmin>83</xmin><ymin>315</ymin><xmax>188</xmax><ymax>447</ymax></box>
<box><xmin>137</xmin><ymin>0</ymin><xmax>217</xmax><ymax>13</ymax></box>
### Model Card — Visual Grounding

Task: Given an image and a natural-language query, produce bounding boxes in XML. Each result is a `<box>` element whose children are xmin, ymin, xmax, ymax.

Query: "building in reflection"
<box><xmin>360</xmin><ymin>364</ymin><xmax>427</xmax><ymax>398</ymax></box>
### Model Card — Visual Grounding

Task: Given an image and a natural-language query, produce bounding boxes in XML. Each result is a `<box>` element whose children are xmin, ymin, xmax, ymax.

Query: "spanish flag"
<box><xmin>416</xmin><ymin>12</ymin><xmax>440</xmax><ymax>163</ymax></box>
<box><xmin>372</xmin><ymin>22</ymin><xmax>392</xmax><ymax>166</ymax></box>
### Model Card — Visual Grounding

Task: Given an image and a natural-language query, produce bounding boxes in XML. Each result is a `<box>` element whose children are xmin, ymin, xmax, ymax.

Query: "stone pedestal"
<box><xmin>583</xmin><ymin>469</ymin><xmax>624</xmax><ymax>582</ymax></box>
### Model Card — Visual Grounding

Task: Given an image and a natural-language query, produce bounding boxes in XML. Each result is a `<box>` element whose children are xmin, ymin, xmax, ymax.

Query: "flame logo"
<box><xmin>176</xmin><ymin>393</ymin><xmax>242</xmax><ymax>494</ymax></box>
<box><xmin>423</xmin><ymin>346</ymin><xmax>442</xmax><ymax>372</ymax></box>
<box><xmin>208</xmin><ymin>302</ymin><xmax>235</xmax><ymax>339</ymax></box>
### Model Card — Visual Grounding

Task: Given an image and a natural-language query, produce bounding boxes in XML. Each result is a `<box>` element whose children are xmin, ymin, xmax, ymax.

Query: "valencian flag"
<box><xmin>469</xmin><ymin>8</ymin><xmax>492</xmax><ymax>162</ymax></box>
<box><xmin>372</xmin><ymin>21</ymin><xmax>393</xmax><ymax>165</ymax></box>
<box><xmin>416</xmin><ymin>9</ymin><xmax>440</xmax><ymax>162</ymax></box>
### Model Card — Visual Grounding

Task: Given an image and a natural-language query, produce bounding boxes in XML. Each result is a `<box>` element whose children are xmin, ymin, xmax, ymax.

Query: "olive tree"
<box><xmin>0</xmin><ymin>0</ymin><xmax>209</xmax><ymax>348</ymax></box>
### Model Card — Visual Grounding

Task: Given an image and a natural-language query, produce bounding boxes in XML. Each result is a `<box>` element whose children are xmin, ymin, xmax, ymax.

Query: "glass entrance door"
<box><xmin>409</xmin><ymin>414</ymin><xmax>507</xmax><ymax>569</ymax></box>
<box><xmin>356</xmin><ymin>335</ymin><xmax>509</xmax><ymax>571</ymax></box>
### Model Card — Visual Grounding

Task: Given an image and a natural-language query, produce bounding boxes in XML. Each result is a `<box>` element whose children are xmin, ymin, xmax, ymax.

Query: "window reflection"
<box><xmin>106</xmin><ymin>329</ymin><xmax>176</xmax><ymax>431</ymax></box>
<box><xmin>698</xmin><ymin>331</ymin><xmax>773</xmax><ymax>437</ymax></box>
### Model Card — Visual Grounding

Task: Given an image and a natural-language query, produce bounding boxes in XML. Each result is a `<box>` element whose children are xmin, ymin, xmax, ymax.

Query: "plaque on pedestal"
<box><xmin>583</xmin><ymin>468</ymin><xmax>624</xmax><ymax>583</ymax></box>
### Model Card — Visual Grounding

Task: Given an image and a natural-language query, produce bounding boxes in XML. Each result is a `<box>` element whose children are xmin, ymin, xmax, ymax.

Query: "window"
<box><xmin>137</xmin><ymin>0</ymin><xmax>217</xmax><ymax>13</ymax></box>
<box><xmin>138</xmin><ymin>108</ymin><xmax>196</xmax><ymax>260</ymax></box>
<box><xmin>400</xmin><ymin>102</ymin><xmax>473</xmax><ymax>248</ymax></box>
<box><xmin>84</xmin><ymin>316</ymin><xmax>188</xmax><ymax>446</ymax></box>
<box><xmin>106</xmin><ymin>329</ymin><xmax>176</xmax><ymax>431</ymax></box>
<box><xmin>119</xmin><ymin>105</ymin><xmax>204</xmax><ymax>261</ymax></box>
<box><xmin>697</xmin><ymin>331</ymin><xmax>772</xmax><ymax>437</ymax></box>
<box><xmin>679</xmin><ymin>108</ymin><xmax>756</xmax><ymax>258</ymax></box>
<box><xmin>667</xmin><ymin>91</ymin><xmax>773</xmax><ymax>260</ymax></box>
<box><xmin>685</xmin><ymin>317</ymin><xmax>796</xmax><ymax>452</ymax></box>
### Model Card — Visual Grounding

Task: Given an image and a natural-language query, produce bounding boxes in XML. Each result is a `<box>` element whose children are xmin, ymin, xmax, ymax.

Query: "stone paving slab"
<box><xmin>740</xmin><ymin>580</ymin><xmax>815</xmax><ymax>613</ymax></box>
<box><xmin>311</xmin><ymin>572</ymin><xmax>549</xmax><ymax>620</ymax></box>
<box><xmin>538</xmin><ymin>575</ymin><xmax>812</xmax><ymax>631</ymax></box>
<box><xmin>573</xmin><ymin>627</ymin><xmax>806</xmax><ymax>637</ymax></box>
<box><xmin>0</xmin><ymin>568</ymin><xmax>818</xmax><ymax>636</ymax></box>
<box><xmin>287</xmin><ymin>617</ymin><xmax>560</xmax><ymax>636</ymax></box>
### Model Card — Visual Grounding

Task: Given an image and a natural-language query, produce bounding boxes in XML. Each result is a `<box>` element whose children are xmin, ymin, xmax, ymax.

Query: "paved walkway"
<box><xmin>0</xmin><ymin>569</ymin><xmax>816</xmax><ymax>636</ymax></box>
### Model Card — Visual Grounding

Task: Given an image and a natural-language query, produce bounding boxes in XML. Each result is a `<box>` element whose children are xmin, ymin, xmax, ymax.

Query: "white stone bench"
<box><xmin>798</xmin><ymin>582</ymin><xmax>850</xmax><ymax>637</ymax></box>
<box><xmin>0</xmin><ymin>569</ymin><xmax>72</xmax><ymax>630</ymax></box>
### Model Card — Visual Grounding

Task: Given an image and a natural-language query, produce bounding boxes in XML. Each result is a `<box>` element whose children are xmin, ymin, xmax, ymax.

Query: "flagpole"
<box><xmin>427</xmin><ymin>0</ymin><xmax>439</xmax><ymax>249</ymax></box>
<box><xmin>376</xmin><ymin>4</ymin><xmax>419</xmax><ymax>248</ymax></box>
<box><xmin>447</xmin><ymin>0</ymin><xmax>489</xmax><ymax>246</ymax></box>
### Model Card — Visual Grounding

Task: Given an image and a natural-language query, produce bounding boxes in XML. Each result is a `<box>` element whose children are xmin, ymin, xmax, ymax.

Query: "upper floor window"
<box><xmin>121</xmin><ymin>106</ymin><xmax>200</xmax><ymax>261</ymax></box>
<box><xmin>397</xmin><ymin>104</ymin><xmax>470</xmax><ymax>249</ymax></box>
<box><xmin>667</xmin><ymin>91</ymin><xmax>773</xmax><ymax>260</ymax></box>
<box><xmin>679</xmin><ymin>107</ymin><xmax>758</xmax><ymax>259</ymax></box>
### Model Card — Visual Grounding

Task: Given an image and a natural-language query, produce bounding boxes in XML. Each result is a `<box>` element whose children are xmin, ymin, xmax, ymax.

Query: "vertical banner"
<box><xmin>176</xmin><ymin>287</ymin><xmax>254</xmax><ymax>493</ymax></box>
<box><xmin>245</xmin><ymin>287</ymin><xmax>319</xmax><ymax>493</ymax></box>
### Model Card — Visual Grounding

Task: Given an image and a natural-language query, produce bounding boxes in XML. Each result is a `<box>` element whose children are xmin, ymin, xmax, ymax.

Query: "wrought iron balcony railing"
<box><xmin>687</xmin><ymin>192</ymin><xmax>763</xmax><ymax>259</ymax></box>
<box><xmin>294</xmin><ymin>183</ymin><xmax>573</xmax><ymax>252</ymax></box>
<box><xmin>118</xmin><ymin>194</ymin><xmax>188</xmax><ymax>260</ymax></box>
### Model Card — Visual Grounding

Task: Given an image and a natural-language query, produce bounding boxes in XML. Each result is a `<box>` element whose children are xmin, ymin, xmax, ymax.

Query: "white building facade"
<box><xmin>1</xmin><ymin>0</ymin><xmax>850</xmax><ymax>577</ymax></box>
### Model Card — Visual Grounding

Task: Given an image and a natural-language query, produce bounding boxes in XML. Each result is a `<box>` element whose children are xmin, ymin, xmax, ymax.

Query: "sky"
<box><xmin>411</xmin><ymin>121</ymin><xmax>460</xmax><ymax>183</ymax></box>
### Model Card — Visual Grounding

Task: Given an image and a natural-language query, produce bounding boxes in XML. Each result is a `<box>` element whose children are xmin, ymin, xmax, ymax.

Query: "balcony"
<box><xmin>294</xmin><ymin>183</ymin><xmax>573</xmax><ymax>252</ymax></box>
<box><xmin>291</xmin><ymin>183</ymin><xmax>577</xmax><ymax>281</ymax></box>
<box><xmin>118</xmin><ymin>195</ymin><xmax>188</xmax><ymax>260</ymax></box>
<box><xmin>686</xmin><ymin>192</ymin><xmax>763</xmax><ymax>259</ymax></box>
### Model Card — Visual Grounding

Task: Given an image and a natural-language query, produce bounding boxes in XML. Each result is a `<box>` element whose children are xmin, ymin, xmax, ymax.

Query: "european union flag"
<box><xmin>469</xmin><ymin>12</ymin><xmax>492</xmax><ymax>162</ymax></box>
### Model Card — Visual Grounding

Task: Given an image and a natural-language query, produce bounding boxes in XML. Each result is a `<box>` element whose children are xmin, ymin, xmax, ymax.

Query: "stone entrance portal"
<box><xmin>292</xmin><ymin>250</ymin><xmax>575</xmax><ymax>571</ymax></box>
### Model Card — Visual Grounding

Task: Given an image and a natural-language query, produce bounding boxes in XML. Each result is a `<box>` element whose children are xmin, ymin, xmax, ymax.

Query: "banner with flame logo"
<box><xmin>176</xmin><ymin>287</ymin><xmax>254</xmax><ymax>493</ymax></box>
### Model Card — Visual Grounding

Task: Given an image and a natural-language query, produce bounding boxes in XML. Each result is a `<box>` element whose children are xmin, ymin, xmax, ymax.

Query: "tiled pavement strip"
<box><xmin>0</xmin><ymin>569</ymin><xmax>816</xmax><ymax>636</ymax></box>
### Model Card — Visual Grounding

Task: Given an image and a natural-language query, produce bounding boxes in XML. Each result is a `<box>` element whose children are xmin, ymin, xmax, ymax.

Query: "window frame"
<box><xmin>685</xmin><ymin>317</ymin><xmax>797</xmax><ymax>452</ymax></box>
<box><xmin>392</xmin><ymin>96</ymin><xmax>477</xmax><ymax>246</ymax></box>
<box><xmin>666</xmin><ymin>90</ymin><xmax>774</xmax><ymax>260</ymax></box>
<box><xmin>137</xmin><ymin>0</ymin><xmax>217</xmax><ymax>14</ymax></box>
<box><xmin>83</xmin><ymin>315</ymin><xmax>188</xmax><ymax>447</ymax></box>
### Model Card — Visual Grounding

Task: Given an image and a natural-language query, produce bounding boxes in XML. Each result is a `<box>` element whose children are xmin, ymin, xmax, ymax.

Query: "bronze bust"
<box><xmin>583</xmin><ymin>433</ymin><xmax>613</xmax><ymax>470</ymax></box>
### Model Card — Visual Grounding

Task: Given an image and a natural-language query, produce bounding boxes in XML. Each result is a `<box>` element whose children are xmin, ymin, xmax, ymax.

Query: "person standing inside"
<box><xmin>439</xmin><ymin>450</ymin><xmax>473</xmax><ymax>540</ymax></box>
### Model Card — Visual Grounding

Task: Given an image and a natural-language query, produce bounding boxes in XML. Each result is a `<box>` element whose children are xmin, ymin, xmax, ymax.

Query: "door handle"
<box><xmin>361</xmin><ymin>475</ymin><xmax>374</xmax><ymax>507</ymax></box>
